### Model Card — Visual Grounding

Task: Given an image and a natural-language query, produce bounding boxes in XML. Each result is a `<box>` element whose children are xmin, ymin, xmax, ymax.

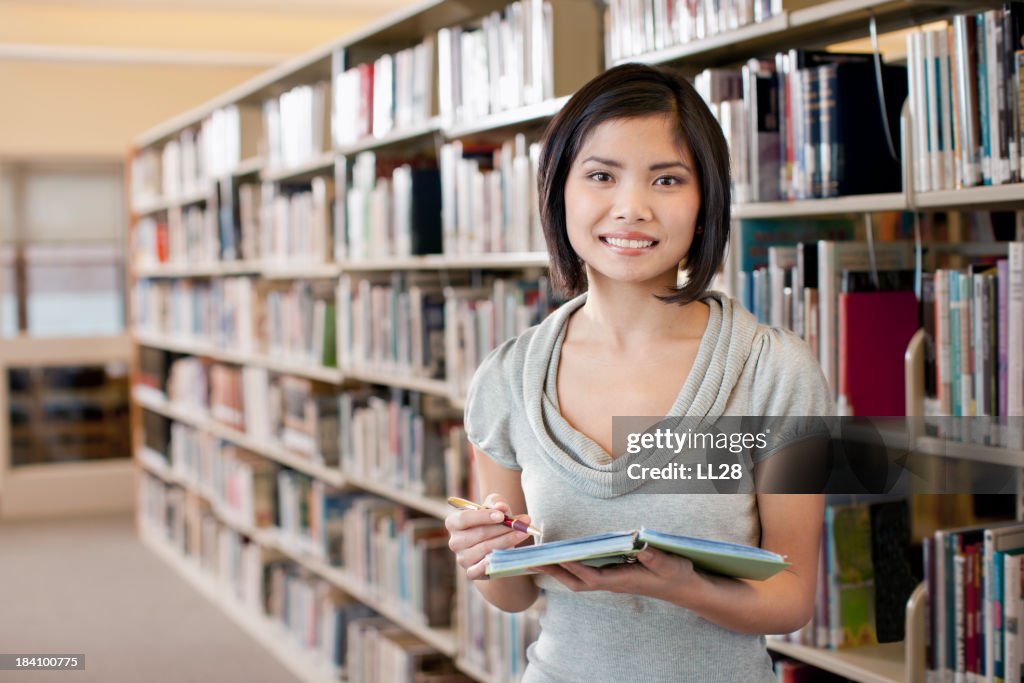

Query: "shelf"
<box><xmin>345</xmin><ymin>473</ymin><xmax>451</xmax><ymax>520</ymax></box>
<box><xmin>138</xmin><ymin>528</ymin><xmax>341</xmax><ymax>683</ymax></box>
<box><xmin>132</xmin><ymin>261</ymin><xmax>261</xmax><ymax>278</ymax></box>
<box><xmin>137</xmin><ymin>462</ymin><xmax>457</xmax><ymax>659</ymax></box>
<box><xmin>133</xmin><ymin>332</ymin><xmax>343</xmax><ymax>384</ymax></box>
<box><xmin>261</xmin><ymin>263</ymin><xmax>342</xmax><ymax>280</ymax></box>
<box><xmin>619</xmin><ymin>13</ymin><xmax>789</xmax><ymax>66</ymax></box>
<box><xmin>133</xmin><ymin>388</ymin><xmax>346</xmax><ymax>487</ymax></box>
<box><xmin>132</xmin><ymin>187</ymin><xmax>212</xmax><ymax>216</ymax></box>
<box><xmin>339</xmin><ymin>252</ymin><xmax>549</xmax><ymax>271</ymax></box>
<box><xmin>134</xmin><ymin>387</ymin><xmax>451</xmax><ymax>521</ymax></box>
<box><xmin>262</xmin><ymin>151</ymin><xmax>337</xmax><ymax>182</ymax></box>
<box><xmin>443</xmin><ymin>96</ymin><xmax>570</xmax><ymax>139</ymax></box>
<box><xmin>232</xmin><ymin>157</ymin><xmax>265</xmax><ymax>177</ymax></box>
<box><xmin>767</xmin><ymin>639</ymin><xmax>906</xmax><ymax>683</ymax></box>
<box><xmin>732</xmin><ymin>193</ymin><xmax>907</xmax><ymax>219</ymax></box>
<box><xmin>338</xmin><ymin>117</ymin><xmax>442</xmax><ymax>156</ymax></box>
<box><xmin>914</xmin><ymin>435</ymin><xmax>1024</xmax><ymax>468</ymax></box>
<box><xmin>346</xmin><ymin>366</ymin><xmax>450</xmax><ymax>398</ymax></box>
<box><xmin>912</xmin><ymin>183</ymin><xmax>1024</xmax><ymax>210</ymax></box>
<box><xmin>280</xmin><ymin>542</ymin><xmax>458</xmax><ymax>657</ymax></box>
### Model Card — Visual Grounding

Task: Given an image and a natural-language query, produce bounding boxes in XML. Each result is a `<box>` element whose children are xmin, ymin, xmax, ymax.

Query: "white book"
<box><xmin>985</xmin><ymin>12</ymin><xmax>1004</xmax><ymax>184</ymax></box>
<box><xmin>1009</xmin><ymin>243</ymin><xmax>1024</xmax><ymax>417</ymax></box>
<box><xmin>937</xmin><ymin>29</ymin><xmax>955</xmax><ymax>190</ymax></box>
<box><xmin>911</xmin><ymin>32</ymin><xmax>931</xmax><ymax>193</ymax></box>
<box><xmin>767</xmin><ymin>246</ymin><xmax>797</xmax><ymax>329</ymax></box>
<box><xmin>925</xmin><ymin>29</ymin><xmax>942</xmax><ymax>191</ymax></box>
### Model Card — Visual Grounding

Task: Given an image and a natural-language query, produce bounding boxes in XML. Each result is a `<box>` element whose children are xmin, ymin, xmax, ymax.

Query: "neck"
<box><xmin>572</xmin><ymin>274</ymin><xmax>708</xmax><ymax>351</ymax></box>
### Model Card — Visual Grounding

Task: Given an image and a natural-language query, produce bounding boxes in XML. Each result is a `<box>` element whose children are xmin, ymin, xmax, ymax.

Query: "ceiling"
<box><xmin>0</xmin><ymin>0</ymin><xmax>419</xmax><ymax>16</ymax></box>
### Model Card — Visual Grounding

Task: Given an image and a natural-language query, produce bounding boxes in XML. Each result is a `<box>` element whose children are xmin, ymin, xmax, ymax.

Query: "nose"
<box><xmin>611</xmin><ymin>183</ymin><xmax>653</xmax><ymax>224</ymax></box>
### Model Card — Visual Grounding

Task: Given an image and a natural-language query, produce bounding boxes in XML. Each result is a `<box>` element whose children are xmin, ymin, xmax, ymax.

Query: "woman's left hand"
<box><xmin>536</xmin><ymin>547</ymin><xmax>704</xmax><ymax>606</ymax></box>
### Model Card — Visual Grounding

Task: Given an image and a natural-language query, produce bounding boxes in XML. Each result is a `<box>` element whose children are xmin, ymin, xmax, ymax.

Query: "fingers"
<box><xmin>482</xmin><ymin>492</ymin><xmax>510</xmax><ymax>513</ymax></box>
<box><xmin>445</xmin><ymin>492</ymin><xmax>532</xmax><ymax>579</ymax></box>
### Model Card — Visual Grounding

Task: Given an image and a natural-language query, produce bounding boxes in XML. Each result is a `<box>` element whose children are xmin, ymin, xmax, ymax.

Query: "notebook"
<box><xmin>486</xmin><ymin>527</ymin><xmax>790</xmax><ymax>580</ymax></box>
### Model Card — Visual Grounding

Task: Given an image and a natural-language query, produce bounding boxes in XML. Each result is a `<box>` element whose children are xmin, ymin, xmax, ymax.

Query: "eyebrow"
<box><xmin>581</xmin><ymin>155</ymin><xmax>692</xmax><ymax>173</ymax></box>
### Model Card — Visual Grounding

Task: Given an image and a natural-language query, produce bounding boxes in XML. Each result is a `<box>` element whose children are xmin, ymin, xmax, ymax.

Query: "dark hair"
<box><xmin>538</xmin><ymin>63</ymin><xmax>731</xmax><ymax>304</ymax></box>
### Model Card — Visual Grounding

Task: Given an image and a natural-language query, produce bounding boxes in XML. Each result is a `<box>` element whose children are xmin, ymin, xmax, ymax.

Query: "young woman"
<box><xmin>446</xmin><ymin>63</ymin><xmax>832</xmax><ymax>682</ymax></box>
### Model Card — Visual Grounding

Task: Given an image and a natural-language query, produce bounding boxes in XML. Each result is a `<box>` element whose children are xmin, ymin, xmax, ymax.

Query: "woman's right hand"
<box><xmin>446</xmin><ymin>493</ymin><xmax>533</xmax><ymax>580</ymax></box>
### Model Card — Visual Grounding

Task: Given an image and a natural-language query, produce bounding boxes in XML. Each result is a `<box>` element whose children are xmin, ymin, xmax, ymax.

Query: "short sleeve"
<box><xmin>749</xmin><ymin>327</ymin><xmax>835</xmax><ymax>460</ymax></box>
<box><xmin>463</xmin><ymin>340</ymin><xmax>521</xmax><ymax>470</ymax></box>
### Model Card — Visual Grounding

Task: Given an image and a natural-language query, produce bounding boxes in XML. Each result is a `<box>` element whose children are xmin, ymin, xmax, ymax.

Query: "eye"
<box><xmin>654</xmin><ymin>175</ymin><xmax>682</xmax><ymax>187</ymax></box>
<box><xmin>587</xmin><ymin>171</ymin><xmax>613</xmax><ymax>183</ymax></box>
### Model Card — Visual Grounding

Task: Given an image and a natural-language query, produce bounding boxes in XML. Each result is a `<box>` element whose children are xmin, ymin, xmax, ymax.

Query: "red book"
<box><xmin>838</xmin><ymin>290</ymin><xmax>919</xmax><ymax>416</ymax></box>
<box><xmin>357</xmin><ymin>62</ymin><xmax>374</xmax><ymax>139</ymax></box>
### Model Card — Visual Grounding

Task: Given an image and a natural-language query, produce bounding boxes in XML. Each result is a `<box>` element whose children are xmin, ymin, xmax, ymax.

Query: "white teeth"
<box><xmin>604</xmin><ymin>237</ymin><xmax>654</xmax><ymax>249</ymax></box>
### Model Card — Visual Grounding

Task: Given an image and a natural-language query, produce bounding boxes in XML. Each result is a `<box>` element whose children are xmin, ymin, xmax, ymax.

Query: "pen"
<box><xmin>447</xmin><ymin>497</ymin><xmax>543</xmax><ymax>537</ymax></box>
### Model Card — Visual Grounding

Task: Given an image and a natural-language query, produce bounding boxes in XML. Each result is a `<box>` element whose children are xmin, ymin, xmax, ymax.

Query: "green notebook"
<box><xmin>486</xmin><ymin>528</ymin><xmax>789</xmax><ymax>580</ymax></box>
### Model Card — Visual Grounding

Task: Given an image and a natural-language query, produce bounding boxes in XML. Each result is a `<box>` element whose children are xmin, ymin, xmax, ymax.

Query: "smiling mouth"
<box><xmin>600</xmin><ymin>236</ymin><xmax>658</xmax><ymax>249</ymax></box>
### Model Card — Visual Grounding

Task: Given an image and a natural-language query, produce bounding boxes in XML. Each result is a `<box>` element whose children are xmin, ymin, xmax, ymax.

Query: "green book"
<box><xmin>486</xmin><ymin>528</ymin><xmax>789</xmax><ymax>581</ymax></box>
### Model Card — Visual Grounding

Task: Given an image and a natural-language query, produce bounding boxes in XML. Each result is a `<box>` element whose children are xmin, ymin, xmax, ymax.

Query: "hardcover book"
<box><xmin>486</xmin><ymin>528</ymin><xmax>789</xmax><ymax>580</ymax></box>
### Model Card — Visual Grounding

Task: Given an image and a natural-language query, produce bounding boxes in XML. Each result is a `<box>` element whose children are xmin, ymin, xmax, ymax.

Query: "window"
<box><xmin>0</xmin><ymin>161</ymin><xmax>126</xmax><ymax>337</ymax></box>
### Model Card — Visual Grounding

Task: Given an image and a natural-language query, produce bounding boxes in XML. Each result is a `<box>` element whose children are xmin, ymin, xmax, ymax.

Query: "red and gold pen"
<box><xmin>447</xmin><ymin>496</ymin><xmax>543</xmax><ymax>537</ymax></box>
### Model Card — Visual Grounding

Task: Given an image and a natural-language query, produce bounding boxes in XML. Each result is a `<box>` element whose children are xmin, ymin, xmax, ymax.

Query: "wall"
<box><xmin>0</xmin><ymin>0</ymin><xmax>413</xmax><ymax>158</ymax></box>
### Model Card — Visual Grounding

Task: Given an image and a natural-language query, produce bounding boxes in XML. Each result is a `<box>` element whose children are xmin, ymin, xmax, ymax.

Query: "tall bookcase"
<box><xmin>127</xmin><ymin>0</ymin><xmax>1024</xmax><ymax>681</ymax></box>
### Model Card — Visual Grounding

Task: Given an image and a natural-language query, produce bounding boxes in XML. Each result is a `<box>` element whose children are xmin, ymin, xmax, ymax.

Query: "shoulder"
<box><xmin>747</xmin><ymin>323</ymin><xmax>834</xmax><ymax>417</ymax></box>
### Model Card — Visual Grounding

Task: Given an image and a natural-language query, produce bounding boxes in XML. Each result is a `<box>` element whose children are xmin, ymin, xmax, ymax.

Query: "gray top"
<box><xmin>465</xmin><ymin>290</ymin><xmax>833</xmax><ymax>683</ymax></box>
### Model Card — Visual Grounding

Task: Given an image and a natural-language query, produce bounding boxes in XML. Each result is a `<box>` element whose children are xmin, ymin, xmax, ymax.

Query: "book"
<box><xmin>486</xmin><ymin>528</ymin><xmax>789</xmax><ymax>580</ymax></box>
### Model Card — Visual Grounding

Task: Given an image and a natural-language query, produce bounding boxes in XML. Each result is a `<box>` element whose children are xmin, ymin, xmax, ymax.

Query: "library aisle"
<box><xmin>0</xmin><ymin>513</ymin><xmax>299</xmax><ymax>683</ymax></box>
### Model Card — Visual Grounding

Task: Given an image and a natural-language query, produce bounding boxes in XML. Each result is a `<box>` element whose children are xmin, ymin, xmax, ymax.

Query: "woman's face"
<box><xmin>563</xmin><ymin>114</ymin><xmax>701</xmax><ymax>291</ymax></box>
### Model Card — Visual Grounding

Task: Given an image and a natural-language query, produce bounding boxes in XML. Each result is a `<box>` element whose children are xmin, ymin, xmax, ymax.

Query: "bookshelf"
<box><xmin>128</xmin><ymin>0</ymin><xmax>1024</xmax><ymax>681</ymax></box>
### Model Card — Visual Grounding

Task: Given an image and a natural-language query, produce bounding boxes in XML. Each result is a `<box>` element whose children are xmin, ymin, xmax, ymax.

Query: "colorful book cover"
<box><xmin>827</xmin><ymin>503</ymin><xmax>877</xmax><ymax>649</ymax></box>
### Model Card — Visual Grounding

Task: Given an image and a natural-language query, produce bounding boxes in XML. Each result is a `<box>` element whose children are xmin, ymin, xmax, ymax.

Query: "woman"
<box><xmin>446</xmin><ymin>63</ymin><xmax>832</xmax><ymax>682</ymax></box>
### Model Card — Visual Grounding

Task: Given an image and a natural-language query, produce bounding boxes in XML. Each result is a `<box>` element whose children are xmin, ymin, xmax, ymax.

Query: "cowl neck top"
<box><xmin>476</xmin><ymin>290</ymin><xmax>765</xmax><ymax>499</ymax></box>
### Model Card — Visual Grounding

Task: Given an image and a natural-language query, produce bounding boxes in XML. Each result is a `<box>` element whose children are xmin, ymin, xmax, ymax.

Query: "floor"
<box><xmin>0</xmin><ymin>513</ymin><xmax>300</xmax><ymax>683</ymax></box>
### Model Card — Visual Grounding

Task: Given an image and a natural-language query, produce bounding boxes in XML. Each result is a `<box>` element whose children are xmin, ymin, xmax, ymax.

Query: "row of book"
<box><xmin>436</xmin><ymin>0</ymin><xmax>600</xmax><ymax>127</ymax></box>
<box><xmin>440</xmin><ymin>136</ymin><xmax>544</xmax><ymax>256</ymax></box>
<box><xmin>605</xmin><ymin>0</ymin><xmax>782</xmax><ymax>64</ymax></box>
<box><xmin>923</xmin><ymin>518</ymin><xmax>1024</xmax><ymax>682</ymax></box>
<box><xmin>336</xmin><ymin>274</ymin><xmax>557</xmax><ymax>390</ymax></box>
<box><xmin>343</xmin><ymin>152</ymin><xmax>443</xmax><ymax>261</ymax></box>
<box><xmin>696</xmin><ymin>49</ymin><xmax>907</xmax><ymax>203</ymax></box>
<box><xmin>908</xmin><ymin>8</ymin><xmax>1024</xmax><ymax>193</ymax></box>
<box><xmin>143</xmin><ymin>355</ymin><xmax>475</xmax><ymax>499</ymax></box>
<box><xmin>331</xmin><ymin>36</ymin><xmax>436</xmax><ymax>147</ymax></box>
<box><xmin>142</xmin><ymin>423</ymin><xmax>457</xmax><ymax>630</ymax></box>
<box><xmin>457</xmin><ymin>576</ymin><xmax>540</xmax><ymax>683</ymax></box>
<box><xmin>131</xmin><ymin>105</ymin><xmax>261</xmax><ymax>209</ymax></box>
<box><xmin>339</xmin><ymin>388</ymin><xmax>461</xmax><ymax>500</ymax></box>
<box><xmin>264</xmin><ymin>81</ymin><xmax>332</xmax><ymax>172</ymax></box>
<box><xmin>133</xmin><ymin>205</ymin><xmax>219</xmax><ymax>268</ymax></box>
<box><xmin>779</xmin><ymin>496</ymin><xmax>1021</xmax><ymax>658</ymax></box>
<box><xmin>259</xmin><ymin>177</ymin><xmax>335</xmax><ymax>266</ymax></box>
<box><xmin>922</xmin><ymin>246</ymin><xmax>1024</xmax><ymax>423</ymax></box>
<box><xmin>138</xmin><ymin>473</ymin><xmax>468</xmax><ymax>680</ymax></box>
<box><xmin>132</xmin><ymin>278</ymin><xmax>337</xmax><ymax>368</ymax></box>
<box><xmin>735</xmin><ymin>219</ymin><xmax>1024</xmax><ymax>421</ymax></box>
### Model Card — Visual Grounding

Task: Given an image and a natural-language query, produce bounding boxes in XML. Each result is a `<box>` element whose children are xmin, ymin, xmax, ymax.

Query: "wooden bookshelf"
<box><xmin>128</xmin><ymin>0</ymin><xmax>1024</xmax><ymax>680</ymax></box>
<box><xmin>767</xmin><ymin>641</ymin><xmax>907</xmax><ymax>683</ymax></box>
<box><xmin>337</xmin><ymin>117</ymin><xmax>442</xmax><ymax>156</ymax></box>
<box><xmin>733</xmin><ymin>192</ymin><xmax>907</xmax><ymax>219</ymax></box>
<box><xmin>261</xmin><ymin>150</ymin><xmax>337</xmax><ymax>183</ymax></box>
<box><xmin>138</xmin><ymin>453</ymin><xmax>458</xmax><ymax>658</ymax></box>
<box><xmin>139</xmin><ymin>529</ymin><xmax>341</xmax><ymax>683</ymax></box>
